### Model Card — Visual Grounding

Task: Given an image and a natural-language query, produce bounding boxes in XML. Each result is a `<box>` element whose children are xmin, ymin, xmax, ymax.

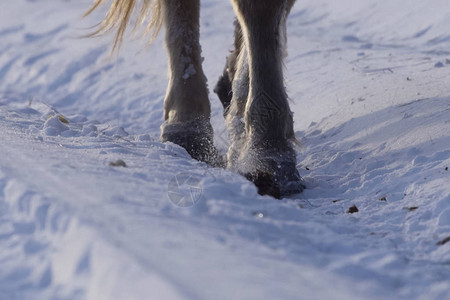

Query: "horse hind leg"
<box><xmin>214</xmin><ymin>20</ymin><xmax>243</xmax><ymax>114</ymax></box>
<box><xmin>230</xmin><ymin>0</ymin><xmax>303</xmax><ymax>198</ymax></box>
<box><xmin>160</xmin><ymin>0</ymin><xmax>223</xmax><ymax>167</ymax></box>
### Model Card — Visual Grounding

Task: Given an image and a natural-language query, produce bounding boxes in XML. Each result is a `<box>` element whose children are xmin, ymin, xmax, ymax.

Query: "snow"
<box><xmin>1</xmin><ymin>0</ymin><xmax>449</xmax><ymax>299</ymax></box>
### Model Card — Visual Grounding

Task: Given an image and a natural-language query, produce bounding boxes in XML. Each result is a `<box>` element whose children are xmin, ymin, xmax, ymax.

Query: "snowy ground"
<box><xmin>1</xmin><ymin>0</ymin><xmax>450</xmax><ymax>299</ymax></box>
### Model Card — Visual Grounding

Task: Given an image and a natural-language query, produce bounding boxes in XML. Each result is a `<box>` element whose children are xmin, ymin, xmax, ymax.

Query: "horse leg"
<box><xmin>215</xmin><ymin>0</ymin><xmax>295</xmax><ymax>172</ymax></box>
<box><xmin>160</xmin><ymin>0</ymin><xmax>222</xmax><ymax>166</ymax></box>
<box><xmin>215</xmin><ymin>0</ymin><xmax>295</xmax><ymax>112</ymax></box>
<box><xmin>230</xmin><ymin>0</ymin><xmax>303</xmax><ymax>198</ymax></box>
<box><xmin>214</xmin><ymin>20</ymin><xmax>243</xmax><ymax>113</ymax></box>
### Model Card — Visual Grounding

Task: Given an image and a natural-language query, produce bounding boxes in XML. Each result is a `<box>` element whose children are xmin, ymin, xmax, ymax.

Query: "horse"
<box><xmin>85</xmin><ymin>0</ymin><xmax>303</xmax><ymax>198</ymax></box>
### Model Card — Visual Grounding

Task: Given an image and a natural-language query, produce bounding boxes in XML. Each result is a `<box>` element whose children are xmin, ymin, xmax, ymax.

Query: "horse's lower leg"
<box><xmin>214</xmin><ymin>20</ymin><xmax>243</xmax><ymax>113</ymax></box>
<box><xmin>230</xmin><ymin>0</ymin><xmax>303</xmax><ymax>198</ymax></box>
<box><xmin>160</xmin><ymin>0</ymin><xmax>222</xmax><ymax>166</ymax></box>
<box><xmin>215</xmin><ymin>0</ymin><xmax>296</xmax><ymax>168</ymax></box>
<box><xmin>215</xmin><ymin>0</ymin><xmax>295</xmax><ymax>112</ymax></box>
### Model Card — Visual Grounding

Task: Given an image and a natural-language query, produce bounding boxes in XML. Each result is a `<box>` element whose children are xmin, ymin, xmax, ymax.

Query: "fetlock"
<box><xmin>161</xmin><ymin>118</ymin><xmax>225</xmax><ymax>168</ymax></box>
<box><xmin>236</xmin><ymin>140</ymin><xmax>304</xmax><ymax>198</ymax></box>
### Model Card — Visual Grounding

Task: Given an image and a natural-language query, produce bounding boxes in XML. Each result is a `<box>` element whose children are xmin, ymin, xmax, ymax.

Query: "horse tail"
<box><xmin>84</xmin><ymin>0</ymin><xmax>163</xmax><ymax>52</ymax></box>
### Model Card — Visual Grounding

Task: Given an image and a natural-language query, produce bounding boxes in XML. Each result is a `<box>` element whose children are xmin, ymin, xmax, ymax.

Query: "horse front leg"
<box><xmin>215</xmin><ymin>0</ymin><xmax>295</xmax><ymax>112</ymax></box>
<box><xmin>231</xmin><ymin>0</ymin><xmax>303</xmax><ymax>198</ymax></box>
<box><xmin>160</xmin><ymin>0</ymin><xmax>222</xmax><ymax>166</ymax></box>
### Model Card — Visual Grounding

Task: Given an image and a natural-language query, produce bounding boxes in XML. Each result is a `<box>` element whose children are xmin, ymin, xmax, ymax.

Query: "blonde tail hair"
<box><xmin>84</xmin><ymin>0</ymin><xmax>163</xmax><ymax>52</ymax></box>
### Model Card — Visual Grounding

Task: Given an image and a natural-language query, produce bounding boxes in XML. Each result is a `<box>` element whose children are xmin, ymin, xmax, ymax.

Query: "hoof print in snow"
<box><xmin>109</xmin><ymin>160</ymin><xmax>127</xmax><ymax>167</ymax></box>
<box><xmin>347</xmin><ymin>205</ymin><xmax>359</xmax><ymax>214</ymax></box>
<box><xmin>436</xmin><ymin>236</ymin><xmax>450</xmax><ymax>246</ymax></box>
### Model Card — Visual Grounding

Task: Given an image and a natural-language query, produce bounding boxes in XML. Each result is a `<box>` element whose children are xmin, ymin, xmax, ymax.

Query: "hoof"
<box><xmin>161</xmin><ymin>119</ymin><xmax>225</xmax><ymax>168</ymax></box>
<box><xmin>235</xmin><ymin>145</ymin><xmax>304</xmax><ymax>199</ymax></box>
<box><xmin>244</xmin><ymin>160</ymin><xmax>304</xmax><ymax>199</ymax></box>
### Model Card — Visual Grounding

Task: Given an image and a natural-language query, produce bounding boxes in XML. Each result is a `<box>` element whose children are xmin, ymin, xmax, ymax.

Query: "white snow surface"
<box><xmin>1</xmin><ymin>0</ymin><xmax>450</xmax><ymax>299</ymax></box>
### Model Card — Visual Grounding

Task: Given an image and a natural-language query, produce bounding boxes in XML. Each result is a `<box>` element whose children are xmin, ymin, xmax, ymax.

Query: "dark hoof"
<box><xmin>161</xmin><ymin>120</ymin><xmax>225</xmax><ymax>168</ymax></box>
<box><xmin>244</xmin><ymin>160</ymin><xmax>304</xmax><ymax>199</ymax></box>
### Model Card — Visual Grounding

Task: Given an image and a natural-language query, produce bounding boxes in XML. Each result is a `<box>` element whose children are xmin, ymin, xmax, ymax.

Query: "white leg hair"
<box><xmin>226</xmin><ymin>45</ymin><xmax>249</xmax><ymax>169</ymax></box>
